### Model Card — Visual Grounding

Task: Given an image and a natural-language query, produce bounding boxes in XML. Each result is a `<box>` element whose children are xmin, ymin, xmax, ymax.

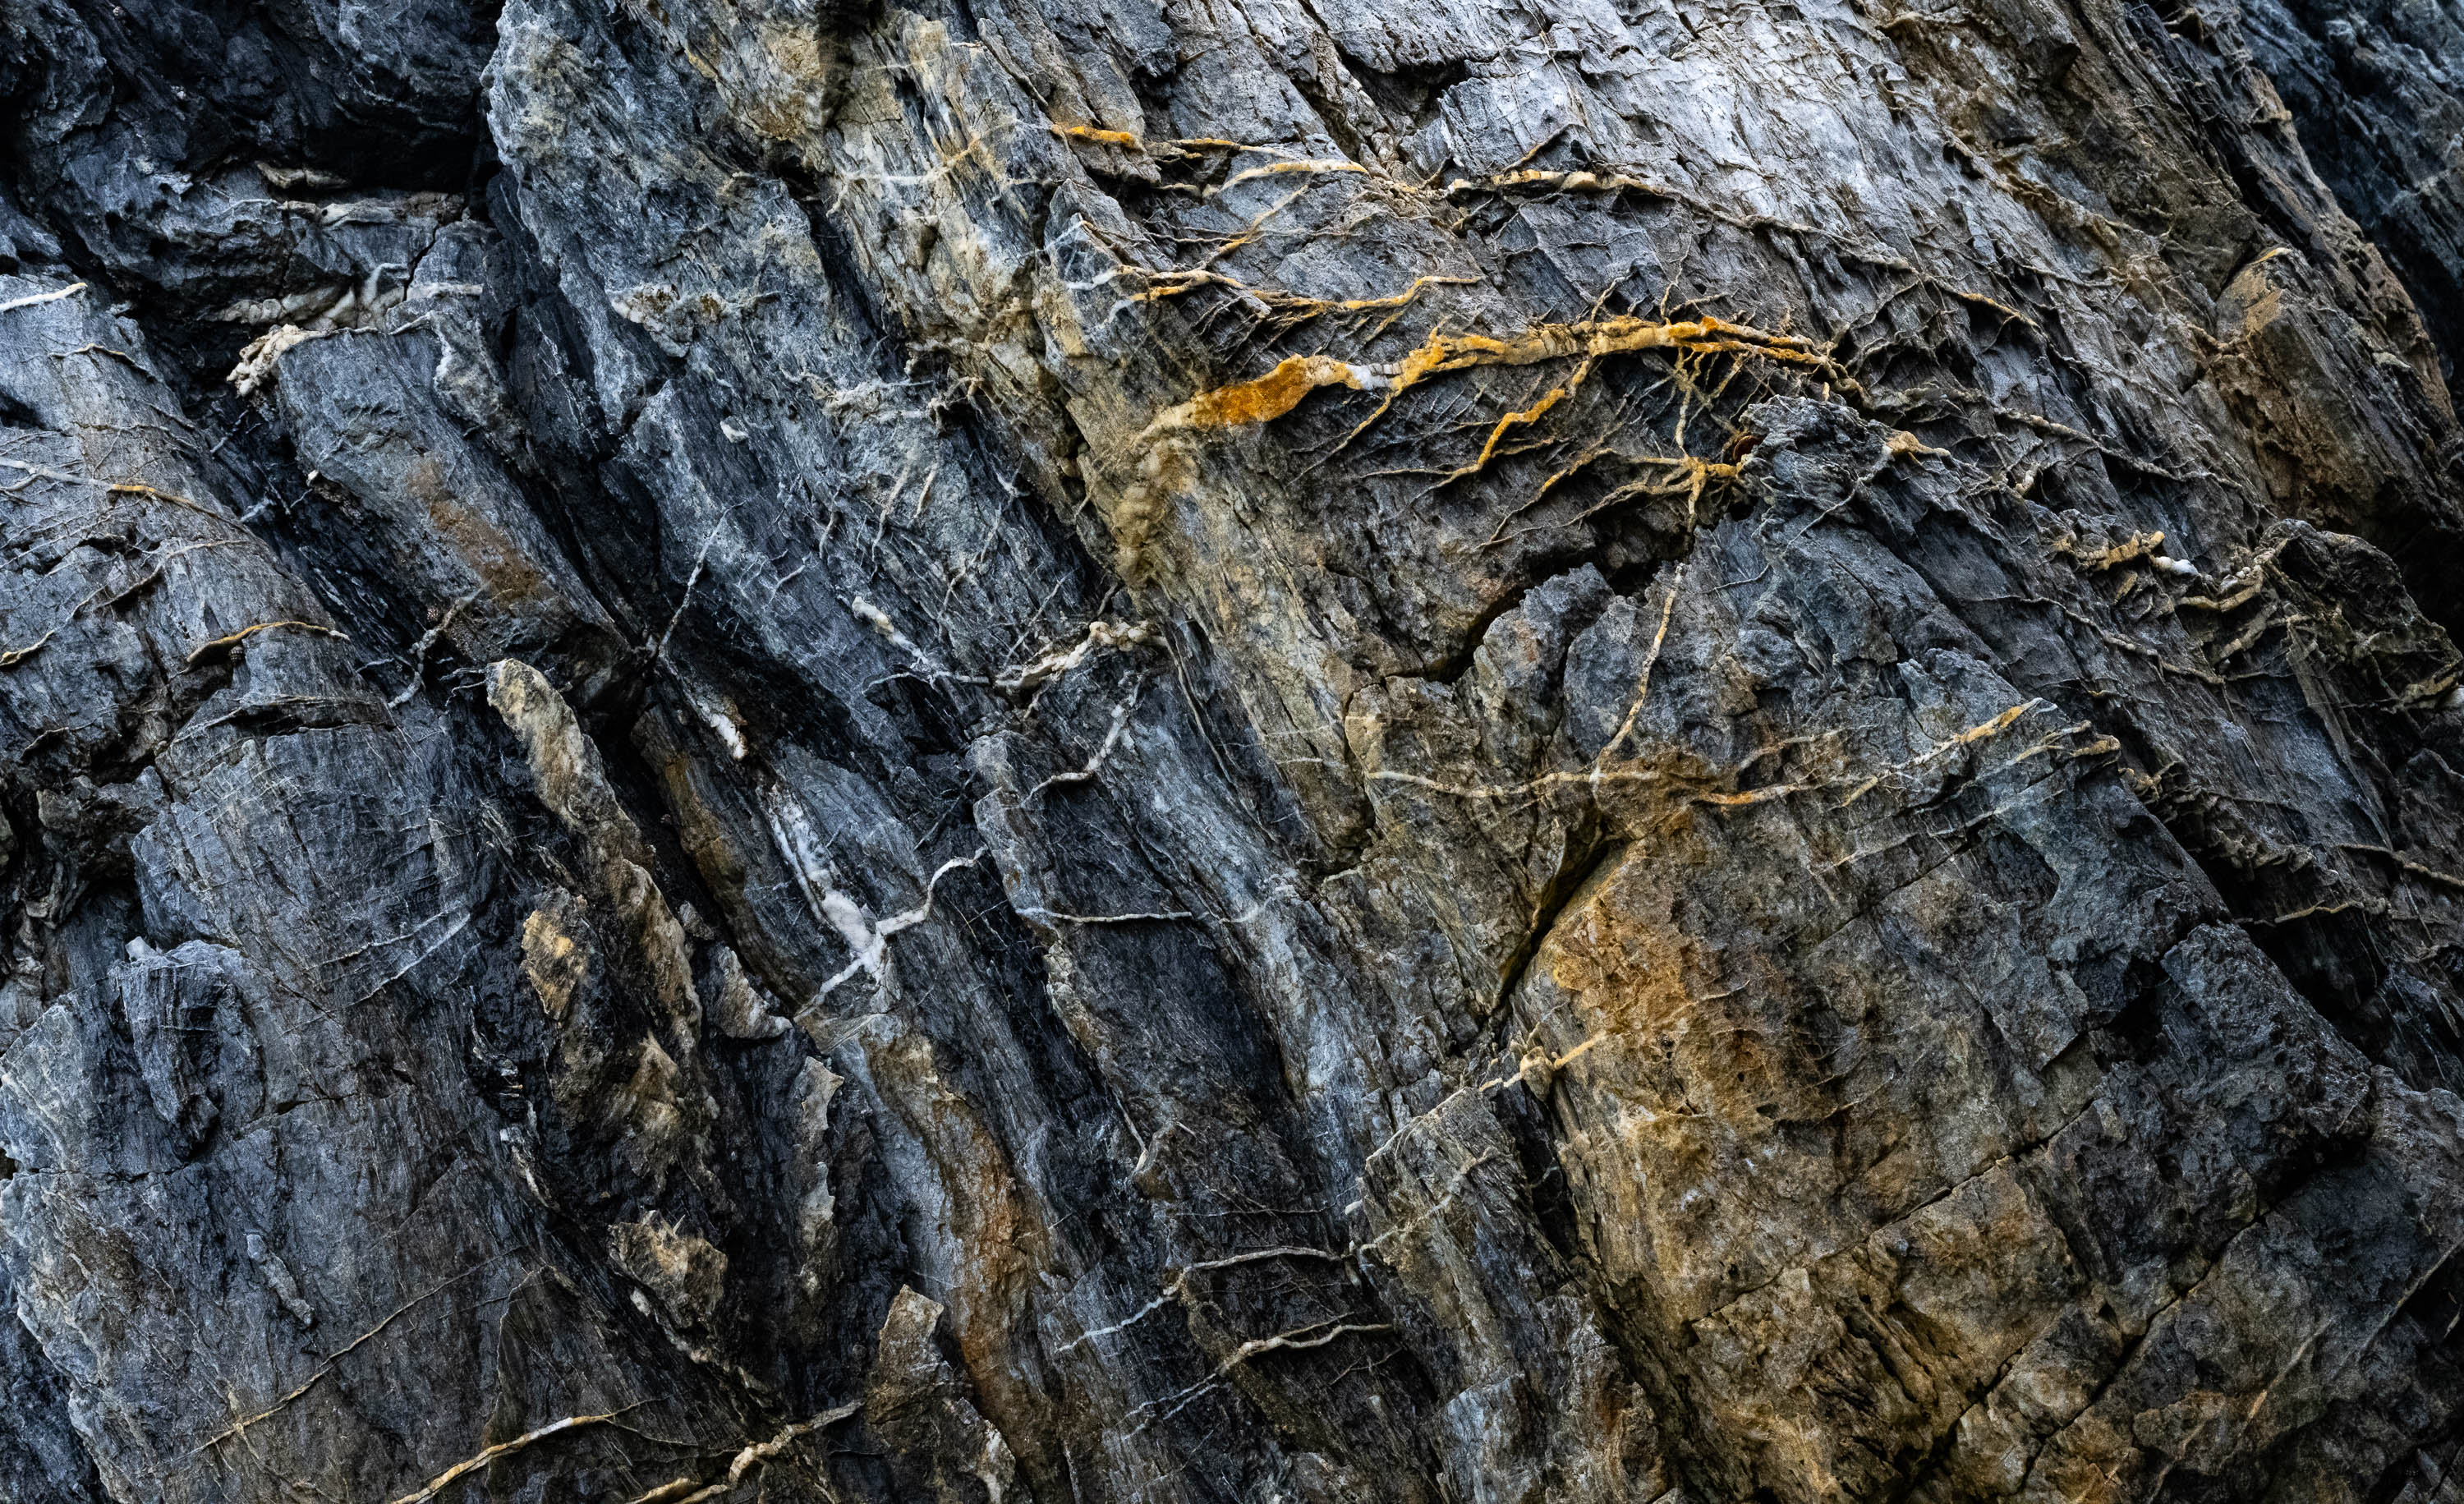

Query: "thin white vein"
<box><xmin>813</xmin><ymin>849</ymin><xmax>987</xmax><ymax>999</ymax></box>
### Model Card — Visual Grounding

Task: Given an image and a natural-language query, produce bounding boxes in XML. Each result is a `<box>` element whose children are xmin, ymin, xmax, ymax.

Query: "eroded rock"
<box><xmin>4</xmin><ymin>0</ymin><xmax>2464</xmax><ymax>1496</ymax></box>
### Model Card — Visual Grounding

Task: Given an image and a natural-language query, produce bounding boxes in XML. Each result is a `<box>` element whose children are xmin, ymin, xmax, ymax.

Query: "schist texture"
<box><xmin>5</xmin><ymin>0</ymin><xmax>2464</xmax><ymax>1498</ymax></box>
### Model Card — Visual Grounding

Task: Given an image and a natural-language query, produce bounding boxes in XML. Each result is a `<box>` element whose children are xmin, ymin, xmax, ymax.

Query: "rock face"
<box><xmin>4</xmin><ymin>0</ymin><xmax>2464</xmax><ymax>1496</ymax></box>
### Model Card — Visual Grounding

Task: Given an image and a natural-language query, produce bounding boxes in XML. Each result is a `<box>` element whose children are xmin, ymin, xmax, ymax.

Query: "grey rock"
<box><xmin>5</xmin><ymin>0</ymin><xmax>2464</xmax><ymax>1497</ymax></box>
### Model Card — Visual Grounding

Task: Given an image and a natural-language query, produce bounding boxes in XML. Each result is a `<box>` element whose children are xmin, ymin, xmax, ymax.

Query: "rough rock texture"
<box><xmin>5</xmin><ymin>0</ymin><xmax>2464</xmax><ymax>1497</ymax></box>
<box><xmin>2244</xmin><ymin>0</ymin><xmax>2464</xmax><ymax>382</ymax></box>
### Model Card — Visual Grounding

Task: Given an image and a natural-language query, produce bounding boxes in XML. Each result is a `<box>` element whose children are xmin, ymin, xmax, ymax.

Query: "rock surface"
<box><xmin>3</xmin><ymin>0</ymin><xmax>2464</xmax><ymax>1497</ymax></box>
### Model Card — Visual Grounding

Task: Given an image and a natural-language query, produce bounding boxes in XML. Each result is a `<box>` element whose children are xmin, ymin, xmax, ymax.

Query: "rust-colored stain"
<box><xmin>1053</xmin><ymin>122</ymin><xmax>1142</xmax><ymax>148</ymax></box>
<box><xmin>1389</xmin><ymin>314</ymin><xmax>1835</xmax><ymax>393</ymax></box>
<box><xmin>1174</xmin><ymin>354</ymin><xmax>1365</xmax><ymax>430</ymax></box>
<box><xmin>1543</xmin><ymin>854</ymin><xmax>1699</xmax><ymax>1037</ymax></box>
<box><xmin>1148</xmin><ymin>314</ymin><xmax>1850</xmax><ymax>439</ymax></box>
<box><xmin>409</xmin><ymin>458</ymin><xmax>554</xmax><ymax>606</ymax></box>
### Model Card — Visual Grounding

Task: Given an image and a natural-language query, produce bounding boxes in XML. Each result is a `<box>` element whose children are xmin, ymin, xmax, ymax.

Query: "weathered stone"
<box><xmin>4</xmin><ymin>0</ymin><xmax>2464</xmax><ymax>1496</ymax></box>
